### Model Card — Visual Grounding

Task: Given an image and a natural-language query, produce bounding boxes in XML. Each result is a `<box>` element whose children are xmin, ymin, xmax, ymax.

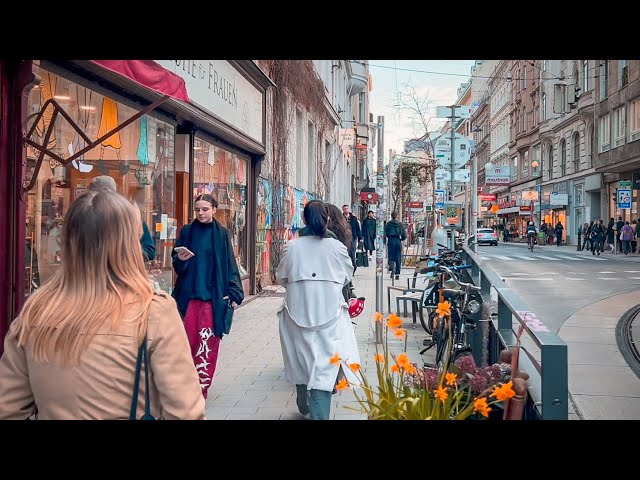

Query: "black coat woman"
<box><xmin>172</xmin><ymin>194</ymin><xmax>244</xmax><ymax>399</ymax></box>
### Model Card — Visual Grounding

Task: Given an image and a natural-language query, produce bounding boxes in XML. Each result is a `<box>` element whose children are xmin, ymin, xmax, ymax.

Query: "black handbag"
<box><xmin>130</xmin><ymin>337</ymin><xmax>155</xmax><ymax>420</ymax></box>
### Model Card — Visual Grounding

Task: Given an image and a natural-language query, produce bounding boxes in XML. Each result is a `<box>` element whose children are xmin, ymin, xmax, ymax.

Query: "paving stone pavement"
<box><xmin>205</xmin><ymin>260</ymin><xmax>431</xmax><ymax>420</ymax></box>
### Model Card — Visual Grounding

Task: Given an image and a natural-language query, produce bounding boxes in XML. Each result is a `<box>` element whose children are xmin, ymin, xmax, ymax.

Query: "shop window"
<box><xmin>192</xmin><ymin>137</ymin><xmax>248</xmax><ymax>277</ymax></box>
<box><xmin>24</xmin><ymin>66</ymin><xmax>176</xmax><ymax>296</ymax></box>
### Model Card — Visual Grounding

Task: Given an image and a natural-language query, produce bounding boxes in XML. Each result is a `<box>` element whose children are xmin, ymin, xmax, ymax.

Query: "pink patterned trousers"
<box><xmin>184</xmin><ymin>300</ymin><xmax>221</xmax><ymax>399</ymax></box>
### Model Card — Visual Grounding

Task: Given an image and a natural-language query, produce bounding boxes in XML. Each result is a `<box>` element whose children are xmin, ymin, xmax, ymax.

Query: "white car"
<box><xmin>477</xmin><ymin>228</ymin><xmax>498</xmax><ymax>246</ymax></box>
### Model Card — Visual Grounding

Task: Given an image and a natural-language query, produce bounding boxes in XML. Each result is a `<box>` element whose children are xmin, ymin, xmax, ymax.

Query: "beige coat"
<box><xmin>0</xmin><ymin>292</ymin><xmax>205</xmax><ymax>420</ymax></box>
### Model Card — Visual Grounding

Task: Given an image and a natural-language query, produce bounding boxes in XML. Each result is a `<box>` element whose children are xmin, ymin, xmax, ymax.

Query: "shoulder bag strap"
<box><xmin>130</xmin><ymin>337</ymin><xmax>153</xmax><ymax>420</ymax></box>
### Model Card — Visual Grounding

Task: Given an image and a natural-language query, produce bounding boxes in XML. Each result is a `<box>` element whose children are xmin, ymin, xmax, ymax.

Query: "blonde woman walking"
<box><xmin>0</xmin><ymin>190</ymin><xmax>204</xmax><ymax>420</ymax></box>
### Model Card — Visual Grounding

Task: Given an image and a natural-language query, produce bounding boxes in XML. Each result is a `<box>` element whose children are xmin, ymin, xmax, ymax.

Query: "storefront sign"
<box><xmin>522</xmin><ymin>190</ymin><xmax>539</xmax><ymax>201</ymax></box>
<box><xmin>480</xmin><ymin>193</ymin><xmax>497</xmax><ymax>202</ymax></box>
<box><xmin>485</xmin><ymin>165</ymin><xmax>511</xmax><ymax>185</ymax></box>
<box><xmin>550</xmin><ymin>193</ymin><xmax>568</xmax><ymax>206</ymax></box>
<box><xmin>155</xmin><ymin>60</ymin><xmax>263</xmax><ymax>143</ymax></box>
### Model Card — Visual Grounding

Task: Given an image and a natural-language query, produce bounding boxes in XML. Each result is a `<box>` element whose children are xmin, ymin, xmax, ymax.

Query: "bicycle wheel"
<box><xmin>434</xmin><ymin>316</ymin><xmax>449</xmax><ymax>366</ymax></box>
<box><xmin>419</xmin><ymin>307</ymin><xmax>435</xmax><ymax>335</ymax></box>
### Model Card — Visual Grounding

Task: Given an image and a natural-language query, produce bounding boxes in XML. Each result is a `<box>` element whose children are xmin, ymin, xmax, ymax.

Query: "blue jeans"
<box><xmin>296</xmin><ymin>385</ymin><xmax>332</xmax><ymax>420</ymax></box>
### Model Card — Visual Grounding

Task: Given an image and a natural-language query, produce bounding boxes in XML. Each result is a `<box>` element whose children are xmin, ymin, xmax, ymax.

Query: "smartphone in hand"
<box><xmin>174</xmin><ymin>246</ymin><xmax>195</xmax><ymax>259</ymax></box>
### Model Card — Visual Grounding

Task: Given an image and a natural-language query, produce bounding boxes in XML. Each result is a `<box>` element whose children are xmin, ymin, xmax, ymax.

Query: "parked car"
<box><xmin>476</xmin><ymin>228</ymin><xmax>498</xmax><ymax>246</ymax></box>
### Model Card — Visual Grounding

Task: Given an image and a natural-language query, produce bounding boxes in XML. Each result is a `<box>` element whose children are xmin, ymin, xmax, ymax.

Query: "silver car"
<box><xmin>477</xmin><ymin>228</ymin><xmax>498</xmax><ymax>246</ymax></box>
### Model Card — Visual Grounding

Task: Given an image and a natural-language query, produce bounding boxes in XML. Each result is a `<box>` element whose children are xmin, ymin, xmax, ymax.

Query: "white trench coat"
<box><xmin>276</xmin><ymin>235</ymin><xmax>361</xmax><ymax>392</ymax></box>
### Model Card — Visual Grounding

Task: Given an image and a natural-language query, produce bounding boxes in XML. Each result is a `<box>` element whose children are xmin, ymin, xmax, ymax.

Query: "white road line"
<box><xmin>597</xmin><ymin>277</ymin><xmax>618</xmax><ymax>280</ymax></box>
<box><xmin>506</xmin><ymin>277</ymin><xmax>554</xmax><ymax>281</ymax></box>
<box><xmin>509</xmin><ymin>273</ymin><xmax>530</xmax><ymax>276</ymax></box>
<box><xmin>624</xmin><ymin>271</ymin><xmax>640</xmax><ymax>273</ymax></box>
<box><xmin>554</xmin><ymin>255</ymin><xmax>585</xmax><ymax>261</ymax></box>
<box><xmin>536</xmin><ymin>255</ymin><xmax>561</xmax><ymax>261</ymax></box>
<box><xmin>567</xmin><ymin>272</ymin><xmax>588</xmax><ymax>274</ymax></box>
<box><xmin>562</xmin><ymin>278</ymin><xmax>586</xmax><ymax>280</ymax></box>
<box><xmin>628</xmin><ymin>277</ymin><xmax>640</xmax><ymax>280</ymax></box>
<box><xmin>492</xmin><ymin>255</ymin><xmax>513</xmax><ymax>260</ymax></box>
<box><xmin>511</xmin><ymin>255</ymin><xmax>536</xmax><ymax>261</ymax></box>
<box><xmin>599</xmin><ymin>271</ymin><xmax>617</xmax><ymax>274</ymax></box>
<box><xmin>479</xmin><ymin>256</ymin><xmax>491</xmax><ymax>260</ymax></box>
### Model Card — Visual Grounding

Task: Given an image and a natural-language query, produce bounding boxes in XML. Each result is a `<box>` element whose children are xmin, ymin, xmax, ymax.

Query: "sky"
<box><xmin>368</xmin><ymin>60</ymin><xmax>476</xmax><ymax>160</ymax></box>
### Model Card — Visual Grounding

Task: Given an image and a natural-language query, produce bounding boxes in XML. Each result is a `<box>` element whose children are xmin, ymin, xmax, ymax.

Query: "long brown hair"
<box><xmin>326</xmin><ymin>203</ymin><xmax>352</xmax><ymax>248</ymax></box>
<box><xmin>14</xmin><ymin>190</ymin><xmax>154</xmax><ymax>366</ymax></box>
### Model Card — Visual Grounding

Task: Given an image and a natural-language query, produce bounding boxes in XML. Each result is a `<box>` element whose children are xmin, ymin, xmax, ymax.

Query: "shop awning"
<box><xmin>90</xmin><ymin>60</ymin><xmax>190</xmax><ymax>103</ymax></box>
<box><xmin>22</xmin><ymin>60</ymin><xmax>190</xmax><ymax>192</ymax></box>
<box><xmin>496</xmin><ymin>206</ymin><xmax>521</xmax><ymax>215</ymax></box>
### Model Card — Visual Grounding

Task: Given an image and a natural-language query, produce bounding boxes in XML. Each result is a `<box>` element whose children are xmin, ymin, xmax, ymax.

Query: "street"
<box><xmin>475</xmin><ymin>242</ymin><xmax>640</xmax><ymax>333</ymax></box>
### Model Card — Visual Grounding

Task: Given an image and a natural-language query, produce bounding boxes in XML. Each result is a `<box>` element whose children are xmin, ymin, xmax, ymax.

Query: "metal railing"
<box><xmin>462</xmin><ymin>245</ymin><xmax>568</xmax><ymax>420</ymax></box>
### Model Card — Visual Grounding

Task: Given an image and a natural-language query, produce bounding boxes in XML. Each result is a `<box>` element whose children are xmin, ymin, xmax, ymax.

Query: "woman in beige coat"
<box><xmin>0</xmin><ymin>190</ymin><xmax>205</xmax><ymax>420</ymax></box>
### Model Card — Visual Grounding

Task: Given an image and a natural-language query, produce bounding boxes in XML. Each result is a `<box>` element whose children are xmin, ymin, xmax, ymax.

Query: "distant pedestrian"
<box><xmin>361</xmin><ymin>210</ymin><xmax>377</xmax><ymax>260</ymax></box>
<box><xmin>276</xmin><ymin>200</ymin><xmax>360</xmax><ymax>420</ymax></box>
<box><xmin>591</xmin><ymin>220</ymin><xmax>604</xmax><ymax>256</ymax></box>
<box><xmin>554</xmin><ymin>221</ymin><xmax>564</xmax><ymax>247</ymax></box>
<box><xmin>384</xmin><ymin>211</ymin><xmax>407</xmax><ymax>280</ymax></box>
<box><xmin>172</xmin><ymin>194</ymin><xmax>245</xmax><ymax>399</ymax></box>
<box><xmin>583</xmin><ymin>222</ymin><xmax>592</xmax><ymax>252</ymax></box>
<box><xmin>0</xmin><ymin>190</ymin><xmax>205</xmax><ymax>419</ymax></box>
<box><xmin>621</xmin><ymin>221</ymin><xmax>634</xmax><ymax>255</ymax></box>
<box><xmin>577</xmin><ymin>223</ymin><xmax>583</xmax><ymax>251</ymax></box>
<box><xmin>342</xmin><ymin>205</ymin><xmax>362</xmax><ymax>273</ymax></box>
<box><xmin>606</xmin><ymin>218</ymin><xmax>615</xmax><ymax>253</ymax></box>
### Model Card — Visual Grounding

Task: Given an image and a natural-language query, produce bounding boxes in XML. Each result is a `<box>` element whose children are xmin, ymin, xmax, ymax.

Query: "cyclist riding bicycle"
<box><xmin>526</xmin><ymin>221</ymin><xmax>537</xmax><ymax>249</ymax></box>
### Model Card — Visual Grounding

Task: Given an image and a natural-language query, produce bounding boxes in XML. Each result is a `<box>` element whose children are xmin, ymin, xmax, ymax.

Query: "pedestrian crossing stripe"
<box><xmin>480</xmin><ymin>254</ymin><xmax>607</xmax><ymax>261</ymax></box>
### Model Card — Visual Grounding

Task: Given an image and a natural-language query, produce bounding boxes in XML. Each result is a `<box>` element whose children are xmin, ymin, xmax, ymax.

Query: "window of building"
<box><xmin>541</xmin><ymin>93</ymin><xmax>547</xmax><ymax>121</ymax></box>
<box><xmin>589</xmin><ymin>124</ymin><xmax>595</xmax><ymax>167</ymax></box>
<box><xmin>24</xmin><ymin>66</ymin><xmax>177</xmax><ymax>295</ymax></box>
<box><xmin>532</xmin><ymin>145</ymin><xmax>541</xmax><ymax>176</ymax></box>
<box><xmin>511</xmin><ymin>155</ymin><xmax>518</xmax><ymax>181</ymax></box>
<box><xmin>619</xmin><ymin>60</ymin><xmax>629</xmax><ymax>88</ymax></box>
<box><xmin>613</xmin><ymin>106</ymin><xmax>625</xmax><ymax>148</ymax></box>
<box><xmin>575</xmin><ymin>184</ymin><xmax>584</xmax><ymax>205</ymax></box>
<box><xmin>543</xmin><ymin>60</ymin><xmax>548</xmax><ymax>71</ymax></box>
<box><xmin>572</xmin><ymin>132</ymin><xmax>580</xmax><ymax>173</ymax></box>
<box><xmin>600</xmin><ymin>61</ymin><xmax>609</xmax><ymax>100</ymax></box>
<box><xmin>307</xmin><ymin>120</ymin><xmax>315</xmax><ymax>192</ymax></box>
<box><xmin>358</xmin><ymin>92</ymin><xmax>366</xmax><ymax>124</ymax></box>
<box><xmin>582</xmin><ymin>60</ymin><xmax>589</xmax><ymax>92</ymax></box>
<box><xmin>559</xmin><ymin>139</ymin><xmax>566</xmax><ymax>177</ymax></box>
<box><xmin>599</xmin><ymin>114</ymin><xmax>611</xmax><ymax>152</ymax></box>
<box><xmin>629</xmin><ymin>97</ymin><xmax>640</xmax><ymax>142</ymax></box>
<box><xmin>522</xmin><ymin>150</ymin><xmax>529</xmax><ymax>178</ymax></box>
<box><xmin>547</xmin><ymin>145</ymin><xmax>554</xmax><ymax>180</ymax></box>
<box><xmin>193</xmin><ymin>137</ymin><xmax>248</xmax><ymax>276</ymax></box>
<box><xmin>295</xmin><ymin>109</ymin><xmax>304</xmax><ymax>186</ymax></box>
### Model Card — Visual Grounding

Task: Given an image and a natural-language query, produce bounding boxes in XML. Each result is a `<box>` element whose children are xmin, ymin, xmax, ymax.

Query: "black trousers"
<box><xmin>387</xmin><ymin>238</ymin><xmax>402</xmax><ymax>275</ymax></box>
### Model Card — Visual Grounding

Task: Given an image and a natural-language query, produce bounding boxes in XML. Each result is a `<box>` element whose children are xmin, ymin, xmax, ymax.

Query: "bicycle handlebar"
<box><xmin>421</xmin><ymin>264</ymin><xmax>481</xmax><ymax>291</ymax></box>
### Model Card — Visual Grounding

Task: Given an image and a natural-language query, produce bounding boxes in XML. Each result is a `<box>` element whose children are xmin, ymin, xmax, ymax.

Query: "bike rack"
<box><xmin>462</xmin><ymin>246</ymin><xmax>568</xmax><ymax>420</ymax></box>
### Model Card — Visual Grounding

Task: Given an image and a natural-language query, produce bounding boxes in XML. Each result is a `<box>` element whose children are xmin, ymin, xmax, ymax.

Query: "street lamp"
<box><xmin>470</xmin><ymin>126</ymin><xmax>483</xmax><ymax>252</ymax></box>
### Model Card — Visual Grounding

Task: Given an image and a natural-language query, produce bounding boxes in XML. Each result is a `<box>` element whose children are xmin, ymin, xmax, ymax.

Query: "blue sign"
<box><xmin>435</xmin><ymin>189</ymin><xmax>446</xmax><ymax>209</ymax></box>
<box><xmin>618</xmin><ymin>188</ymin><xmax>632</xmax><ymax>209</ymax></box>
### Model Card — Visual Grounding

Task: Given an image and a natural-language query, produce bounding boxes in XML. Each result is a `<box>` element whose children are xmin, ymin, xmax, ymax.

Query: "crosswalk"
<box><xmin>479</xmin><ymin>252</ymin><xmax>607</xmax><ymax>262</ymax></box>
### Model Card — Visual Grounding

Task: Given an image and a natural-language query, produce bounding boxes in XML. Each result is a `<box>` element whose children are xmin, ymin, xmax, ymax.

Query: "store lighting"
<box><xmin>80</xmin><ymin>105</ymin><xmax>95</xmax><ymax>111</ymax></box>
<box><xmin>53</xmin><ymin>95</ymin><xmax>71</xmax><ymax>100</ymax></box>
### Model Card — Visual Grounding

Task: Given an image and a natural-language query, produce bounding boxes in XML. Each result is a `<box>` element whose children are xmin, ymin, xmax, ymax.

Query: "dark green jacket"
<box><xmin>141</xmin><ymin>221</ymin><xmax>156</xmax><ymax>262</ymax></box>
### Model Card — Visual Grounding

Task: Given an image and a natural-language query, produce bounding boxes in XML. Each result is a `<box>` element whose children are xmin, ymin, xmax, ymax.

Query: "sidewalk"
<box><xmin>205</xmin><ymin>261</ymin><xmax>430</xmax><ymax>420</ymax></box>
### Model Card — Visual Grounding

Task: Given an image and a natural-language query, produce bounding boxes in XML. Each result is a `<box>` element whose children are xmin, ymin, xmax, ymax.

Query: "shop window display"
<box><xmin>24</xmin><ymin>66</ymin><xmax>177</xmax><ymax>296</ymax></box>
<box><xmin>192</xmin><ymin>137</ymin><xmax>248</xmax><ymax>277</ymax></box>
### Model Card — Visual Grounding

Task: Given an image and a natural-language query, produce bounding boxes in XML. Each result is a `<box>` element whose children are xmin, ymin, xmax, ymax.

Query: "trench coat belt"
<box><xmin>280</xmin><ymin>300</ymin><xmax>346</xmax><ymax>332</ymax></box>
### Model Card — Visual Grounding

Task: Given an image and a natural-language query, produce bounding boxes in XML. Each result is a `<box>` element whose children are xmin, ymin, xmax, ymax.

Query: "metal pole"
<box><xmin>449</xmin><ymin>105</ymin><xmax>457</xmax><ymax>250</ymax></box>
<box><xmin>375</xmin><ymin>116</ymin><xmax>385</xmax><ymax>344</ymax></box>
<box><xmin>471</xmin><ymin>153</ymin><xmax>478</xmax><ymax>253</ymax></box>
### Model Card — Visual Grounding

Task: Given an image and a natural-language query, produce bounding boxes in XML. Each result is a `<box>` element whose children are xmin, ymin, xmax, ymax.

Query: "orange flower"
<box><xmin>491</xmin><ymin>381</ymin><xmax>516</xmax><ymax>402</ymax></box>
<box><xmin>348</xmin><ymin>363</ymin><xmax>361</xmax><ymax>373</ymax></box>
<box><xmin>404</xmin><ymin>364</ymin><xmax>417</xmax><ymax>375</ymax></box>
<box><xmin>434</xmin><ymin>385</ymin><xmax>448</xmax><ymax>403</ymax></box>
<box><xmin>394</xmin><ymin>328</ymin><xmax>406</xmax><ymax>339</ymax></box>
<box><xmin>445</xmin><ymin>372</ymin><xmax>458</xmax><ymax>386</ymax></box>
<box><xmin>374</xmin><ymin>354</ymin><xmax>385</xmax><ymax>363</ymax></box>
<box><xmin>329</xmin><ymin>353</ymin><xmax>340</xmax><ymax>365</ymax></box>
<box><xmin>396</xmin><ymin>353</ymin><xmax>410</xmax><ymax>368</ymax></box>
<box><xmin>473</xmin><ymin>397</ymin><xmax>492</xmax><ymax>417</ymax></box>
<box><xmin>391</xmin><ymin>364</ymin><xmax>400</xmax><ymax>373</ymax></box>
<box><xmin>336</xmin><ymin>378</ymin><xmax>349</xmax><ymax>391</ymax></box>
<box><xmin>375</xmin><ymin>312</ymin><xmax>384</xmax><ymax>322</ymax></box>
<box><xmin>386</xmin><ymin>314</ymin><xmax>402</xmax><ymax>329</ymax></box>
<box><xmin>436</xmin><ymin>301</ymin><xmax>451</xmax><ymax>318</ymax></box>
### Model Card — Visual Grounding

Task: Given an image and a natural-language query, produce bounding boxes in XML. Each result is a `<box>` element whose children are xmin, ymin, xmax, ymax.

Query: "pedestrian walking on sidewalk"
<box><xmin>276</xmin><ymin>200</ymin><xmax>360</xmax><ymax>420</ymax></box>
<box><xmin>172</xmin><ymin>194</ymin><xmax>244</xmax><ymax>400</ymax></box>
<box><xmin>362</xmin><ymin>210</ymin><xmax>377</xmax><ymax>260</ymax></box>
<box><xmin>554</xmin><ymin>221</ymin><xmax>564</xmax><ymax>247</ymax></box>
<box><xmin>621</xmin><ymin>221</ymin><xmax>634</xmax><ymax>255</ymax></box>
<box><xmin>576</xmin><ymin>223</ymin><xmax>583</xmax><ymax>251</ymax></box>
<box><xmin>606</xmin><ymin>218</ymin><xmax>615</xmax><ymax>253</ymax></box>
<box><xmin>591</xmin><ymin>220</ymin><xmax>604</xmax><ymax>256</ymax></box>
<box><xmin>342</xmin><ymin>205</ymin><xmax>362</xmax><ymax>273</ymax></box>
<box><xmin>326</xmin><ymin>204</ymin><xmax>356</xmax><ymax>302</ymax></box>
<box><xmin>0</xmin><ymin>190</ymin><xmax>205</xmax><ymax>419</ymax></box>
<box><xmin>384</xmin><ymin>211</ymin><xmax>407</xmax><ymax>280</ymax></box>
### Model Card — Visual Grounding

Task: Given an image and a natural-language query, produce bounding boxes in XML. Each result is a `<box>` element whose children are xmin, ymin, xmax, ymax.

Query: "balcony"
<box><xmin>349</xmin><ymin>61</ymin><xmax>368</xmax><ymax>97</ymax></box>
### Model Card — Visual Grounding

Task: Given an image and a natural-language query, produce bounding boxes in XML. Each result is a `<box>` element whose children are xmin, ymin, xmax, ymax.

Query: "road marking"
<box><xmin>599</xmin><ymin>271</ymin><xmax>617</xmax><ymax>274</ymax></box>
<box><xmin>624</xmin><ymin>271</ymin><xmax>640</xmax><ymax>273</ymax></box>
<box><xmin>511</xmin><ymin>255</ymin><xmax>536</xmax><ymax>261</ymax></box>
<box><xmin>509</xmin><ymin>273</ymin><xmax>530</xmax><ymax>276</ymax></box>
<box><xmin>492</xmin><ymin>255</ymin><xmax>513</xmax><ymax>260</ymax></box>
<box><xmin>506</xmin><ymin>277</ymin><xmax>554</xmax><ymax>281</ymax></box>
<box><xmin>479</xmin><ymin>256</ymin><xmax>491</xmax><ymax>260</ymax></box>
<box><xmin>538</xmin><ymin>272</ymin><xmax>559</xmax><ymax>275</ymax></box>
<box><xmin>554</xmin><ymin>255</ymin><xmax>585</xmax><ymax>261</ymax></box>
<box><xmin>628</xmin><ymin>277</ymin><xmax>640</xmax><ymax>280</ymax></box>
<box><xmin>597</xmin><ymin>277</ymin><xmax>618</xmax><ymax>280</ymax></box>
<box><xmin>567</xmin><ymin>272</ymin><xmax>587</xmax><ymax>274</ymax></box>
<box><xmin>562</xmin><ymin>278</ymin><xmax>586</xmax><ymax>280</ymax></box>
<box><xmin>536</xmin><ymin>255</ymin><xmax>561</xmax><ymax>261</ymax></box>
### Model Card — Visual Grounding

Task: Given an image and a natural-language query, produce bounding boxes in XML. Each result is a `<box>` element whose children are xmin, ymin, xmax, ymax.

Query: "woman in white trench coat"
<box><xmin>276</xmin><ymin>200</ymin><xmax>361</xmax><ymax>420</ymax></box>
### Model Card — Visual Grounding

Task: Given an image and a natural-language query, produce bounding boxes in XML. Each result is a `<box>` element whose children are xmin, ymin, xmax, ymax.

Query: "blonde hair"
<box><xmin>15</xmin><ymin>190</ymin><xmax>154</xmax><ymax>366</ymax></box>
